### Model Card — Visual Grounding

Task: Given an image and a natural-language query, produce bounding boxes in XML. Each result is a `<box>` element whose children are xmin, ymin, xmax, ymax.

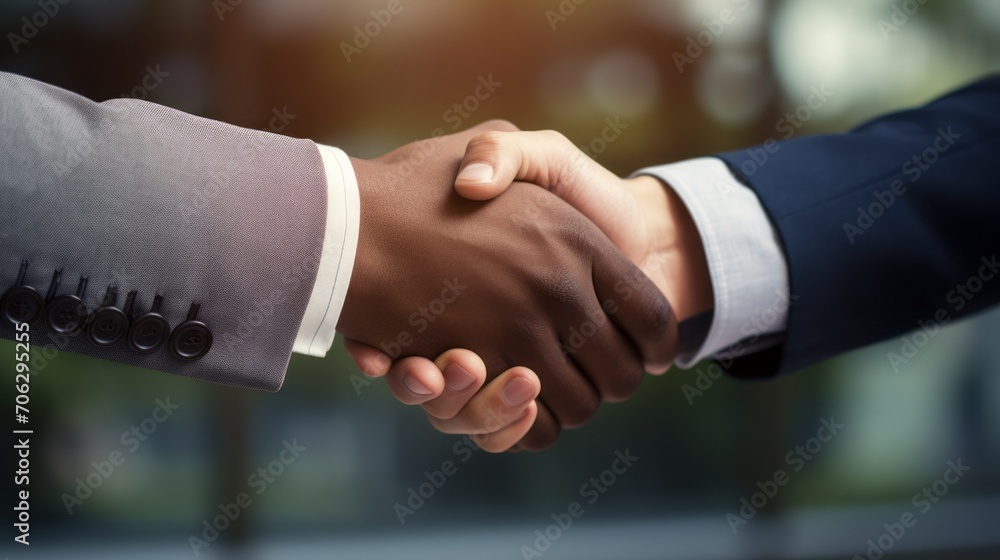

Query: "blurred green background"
<box><xmin>2</xmin><ymin>0</ymin><xmax>1000</xmax><ymax>558</ymax></box>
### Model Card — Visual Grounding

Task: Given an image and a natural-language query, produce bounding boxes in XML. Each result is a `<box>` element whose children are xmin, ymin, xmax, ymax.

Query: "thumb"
<box><xmin>454</xmin><ymin>131</ymin><xmax>635</xmax><ymax>248</ymax></box>
<box><xmin>453</xmin><ymin>130</ymin><xmax>532</xmax><ymax>201</ymax></box>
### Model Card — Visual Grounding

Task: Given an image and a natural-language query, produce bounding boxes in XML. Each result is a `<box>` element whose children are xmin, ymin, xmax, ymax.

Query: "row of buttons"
<box><xmin>0</xmin><ymin>261</ymin><xmax>212</xmax><ymax>361</ymax></box>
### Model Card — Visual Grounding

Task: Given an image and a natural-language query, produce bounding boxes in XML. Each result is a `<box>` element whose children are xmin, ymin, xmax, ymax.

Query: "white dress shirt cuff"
<box><xmin>635</xmin><ymin>157</ymin><xmax>790</xmax><ymax>367</ymax></box>
<box><xmin>293</xmin><ymin>144</ymin><xmax>360</xmax><ymax>357</ymax></box>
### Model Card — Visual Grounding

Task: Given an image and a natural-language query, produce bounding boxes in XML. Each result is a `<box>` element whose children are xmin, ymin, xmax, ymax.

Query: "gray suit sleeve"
<box><xmin>0</xmin><ymin>71</ymin><xmax>328</xmax><ymax>391</ymax></box>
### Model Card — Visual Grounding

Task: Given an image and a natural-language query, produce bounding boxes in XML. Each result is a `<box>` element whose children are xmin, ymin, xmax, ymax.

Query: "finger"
<box><xmin>343</xmin><ymin>338</ymin><xmax>393</xmax><ymax>378</ymax></box>
<box><xmin>420</xmin><ymin>349</ymin><xmax>488</xmax><ymax>420</ymax></box>
<box><xmin>454</xmin><ymin>130</ymin><xmax>626</xmax><ymax>220</ymax></box>
<box><xmin>465</xmin><ymin>119</ymin><xmax>520</xmax><ymax>135</ymax></box>
<box><xmin>428</xmin><ymin>367</ymin><xmax>540</xmax><ymax>435</ymax></box>
<box><xmin>558</xmin><ymin>302</ymin><xmax>645</xmax><ymax>402</ymax></box>
<box><xmin>455</xmin><ymin>131</ymin><xmax>677</xmax><ymax>373</ymax></box>
<box><xmin>455</xmin><ymin>132</ymin><xmax>645</xmax><ymax>273</ymax></box>
<box><xmin>592</xmin><ymin>245</ymin><xmax>678</xmax><ymax>374</ymax></box>
<box><xmin>529</xmin><ymin>329</ymin><xmax>602</xmax><ymax>430</ymax></box>
<box><xmin>515</xmin><ymin>399</ymin><xmax>561</xmax><ymax>451</ymax></box>
<box><xmin>471</xmin><ymin>401</ymin><xmax>537</xmax><ymax>453</ymax></box>
<box><xmin>446</xmin><ymin>121</ymin><xmax>522</xmax><ymax>169</ymax></box>
<box><xmin>477</xmin><ymin>320</ymin><xmax>600</xmax><ymax>433</ymax></box>
<box><xmin>384</xmin><ymin>356</ymin><xmax>446</xmax><ymax>405</ymax></box>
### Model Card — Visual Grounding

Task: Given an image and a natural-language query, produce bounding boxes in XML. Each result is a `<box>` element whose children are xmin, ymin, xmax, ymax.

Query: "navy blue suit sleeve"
<box><xmin>715</xmin><ymin>76</ymin><xmax>1000</xmax><ymax>377</ymax></box>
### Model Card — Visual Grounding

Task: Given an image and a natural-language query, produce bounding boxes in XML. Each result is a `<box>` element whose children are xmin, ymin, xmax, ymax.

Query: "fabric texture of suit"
<box><xmin>716</xmin><ymin>76</ymin><xmax>1000</xmax><ymax>377</ymax></box>
<box><xmin>0</xmin><ymin>72</ymin><xmax>328</xmax><ymax>391</ymax></box>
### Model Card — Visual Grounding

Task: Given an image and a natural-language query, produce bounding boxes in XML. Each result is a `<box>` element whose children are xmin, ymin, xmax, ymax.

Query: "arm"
<box><xmin>346</xmin><ymin>130</ymin><xmax>720</xmax><ymax>451</ymax></box>
<box><xmin>717</xmin><ymin>75</ymin><xmax>1000</xmax><ymax>376</ymax></box>
<box><xmin>359</xmin><ymin>75</ymin><xmax>1000</xmax><ymax>450</ymax></box>
<box><xmin>0</xmin><ymin>73</ymin><xmax>676</xmax><ymax>450</ymax></box>
<box><xmin>0</xmin><ymin>71</ymin><xmax>332</xmax><ymax>390</ymax></box>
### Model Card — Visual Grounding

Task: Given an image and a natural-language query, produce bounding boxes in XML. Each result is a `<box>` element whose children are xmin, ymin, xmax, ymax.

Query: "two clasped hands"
<box><xmin>334</xmin><ymin>121</ymin><xmax>714</xmax><ymax>452</ymax></box>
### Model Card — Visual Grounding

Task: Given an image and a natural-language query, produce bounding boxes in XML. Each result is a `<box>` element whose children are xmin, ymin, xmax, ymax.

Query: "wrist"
<box><xmin>338</xmin><ymin>156</ymin><xmax>381</xmax><ymax>336</ymax></box>
<box><xmin>626</xmin><ymin>175</ymin><xmax>713</xmax><ymax>323</ymax></box>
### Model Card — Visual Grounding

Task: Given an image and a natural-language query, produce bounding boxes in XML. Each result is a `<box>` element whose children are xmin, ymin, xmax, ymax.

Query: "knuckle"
<box><xmin>480</xmin><ymin>353</ymin><xmax>514</xmax><ymax>381</ymax></box>
<box><xmin>518</xmin><ymin>430</ymin><xmax>557</xmax><ymax>452</ymax></box>
<box><xmin>427</xmin><ymin>414</ymin><xmax>458</xmax><ymax>435</ymax></box>
<box><xmin>540</xmin><ymin>267</ymin><xmax>587</xmax><ymax>307</ymax></box>
<box><xmin>481</xmin><ymin>119</ymin><xmax>519</xmax><ymax>133</ymax></box>
<box><xmin>538</xmin><ymin>129</ymin><xmax>569</xmax><ymax>146</ymax></box>
<box><xmin>513</xmin><ymin>318</ymin><xmax>551</xmax><ymax>348</ymax></box>
<box><xmin>602</xmin><ymin>359</ymin><xmax>644</xmax><ymax>402</ymax></box>
<box><xmin>469</xmin><ymin>130</ymin><xmax>508</xmax><ymax>152</ymax></box>
<box><xmin>423</xmin><ymin>402</ymin><xmax>460</xmax><ymax>421</ymax></box>
<box><xmin>554</xmin><ymin>213</ymin><xmax>597</xmax><ymax>255</ymax></box>
<box><xmin>477</xmin><ymin>405</ymin><xmax>510</xmax><ymax>434</ymax></box>
<box><xmin>621</xmin><ymin>268</ymin><xmax>676</xmax><ymax>338</ymax></box>
<box><xmin>641</xmin><ymin>290</ymin><xmax>676</xmax><ymax>339</ymax></box>
<box><xmin>476</xmin><ymin>436</ymin><xmax>508</xmax><ymax>454</ymax></box>
<box><xmin>516</xmin><ymin>406</ymin><xmax>560</xmax><ymax>451</ymax></box>
<box><xmin>556</xmin><ymin>390</ymin><xmax>599</xmax><ymax>429</ymax></box>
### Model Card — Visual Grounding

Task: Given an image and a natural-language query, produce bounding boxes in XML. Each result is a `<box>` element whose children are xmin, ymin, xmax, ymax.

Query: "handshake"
<box><xmin>2</xmin><ymin>72</ymin><xmax>995</xmax><ymax>456</ymax></box>
<box><xmin>335</xmin><ymin>121</ymin><xmax>714</xmax><ymax>452</ymax></box>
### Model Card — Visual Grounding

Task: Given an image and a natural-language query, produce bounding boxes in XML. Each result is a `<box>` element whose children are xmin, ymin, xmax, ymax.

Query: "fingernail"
<box><xmin>501</xmin><ymin>377</ymin><xmax>535</xmax><ymax>407</ymax></box>
<box><xmin>443</xmin><ymin>363</ymin><xmax>476</xmax><ymax>392</ymax></box>
<box><xmin>457</xmin><ymin>162</ymin><xmax>494</xmax><ymax>183</ymax></box>
<box><xmin>404</xmin><ymin>375</ymin><xmax>433</xmax><ymax>396</ymax></box>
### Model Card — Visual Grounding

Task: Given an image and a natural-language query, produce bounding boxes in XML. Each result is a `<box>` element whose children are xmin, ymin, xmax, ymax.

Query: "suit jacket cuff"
<box><xmin>293</xmin><ymin>144</ymin><xmax>360</xmax><ymax>357</ymax></box>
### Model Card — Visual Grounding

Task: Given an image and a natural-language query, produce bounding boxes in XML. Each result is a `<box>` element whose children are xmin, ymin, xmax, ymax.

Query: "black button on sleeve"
<box><xmin>44</xmin><ymin>276</ymin><xmax>89</xmax><ymax>335</ymax></box>
<box><xmin>128</xmin><ymin>294</ymin><xmax>170</xmax><ymax>353</ymax></box>
<box><xmin>87</xmin><ymin>286</ymin><xmax>129</xmax><ymax>347</ymax></box>
<box><xmin>170</xmin><ymin>322</ymin><xmax>212</xmax><ymax>360</ymax></box>
<box><xmin>2</xmin><ymin>286</ymin><xmax>43</xmax><ymax>327</ymax></box>
<box><xmin>1</xmin><ymin>261</ymin><xmax>43</xmax><ymax>326</ymax></box>
<box><xmin>89</xmin><ymin>309</ymin><xmax>129</xmax><ymax>346</ymax></box>
<box><xmin>169</xmin><ymin>303</ymin><xmax>212</xmax><ymax>361</ymax></box>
